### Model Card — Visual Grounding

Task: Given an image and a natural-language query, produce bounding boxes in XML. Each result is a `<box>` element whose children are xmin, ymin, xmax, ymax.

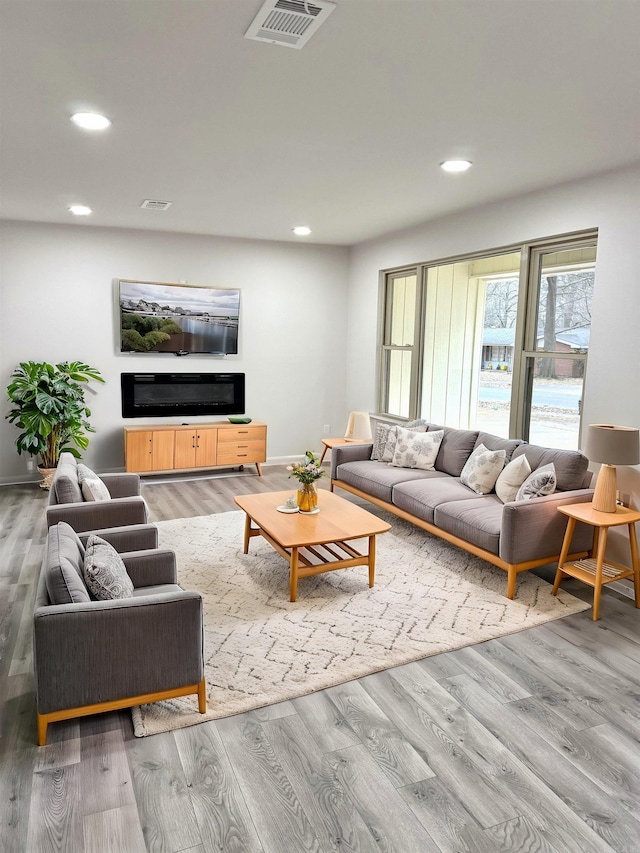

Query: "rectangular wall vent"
<box><xmin>245</xmin><ymin>0</ymin><xmax>336</xmax><ymax>49</ymax></box>
<box><xmin>140</xmin><ymin>199</ymin><xmax>173</xmax><ymax>211</ymax></box>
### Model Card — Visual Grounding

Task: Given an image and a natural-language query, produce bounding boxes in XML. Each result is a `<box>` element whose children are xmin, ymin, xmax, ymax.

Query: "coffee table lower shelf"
<box><xmin>246</xmin><ymin>523</ymin><xmax>378</xmax><ymax>602</ymax></box>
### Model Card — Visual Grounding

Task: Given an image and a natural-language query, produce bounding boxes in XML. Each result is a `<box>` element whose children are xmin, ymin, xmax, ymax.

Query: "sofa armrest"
<box><xmin>79</xmin><ymin>524</ymin><xmax>158</xmax><ymax>552</ymax></box>
<box><xmin>121</xmin><ymin>549</ymin><xmax>177</xmax><ymax>587</ymax></box>
<box><xmin>499</xmin><ymin>488</ymin><xmax>595</xmax><ymax>565</ymax></box>
<box><xmin>34</xmin><ymin>591</ymin><xmax>204</xmax><ymax>715</ymax></box>
<box><xmin>100</xmin><ymin>472</ymin><xmax>141</xmax><ymax>498</ymax></box>
<box><xmin>330</xmin><ymin>443</ymin><xmax>374</xmax><ymax>479</ymax></box>
<box><xmin>45</xmin><ymin>496</ymin><xmax>148</xmax><ymax>532</ymax></box>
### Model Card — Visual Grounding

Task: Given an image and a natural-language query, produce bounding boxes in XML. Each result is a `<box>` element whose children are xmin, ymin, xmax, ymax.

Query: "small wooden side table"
<box><xmin>319</xmin><ymin>437</ymin><xmax>372</xmax><ymax>464</ymax></box>
<box><xmin>552</xmin><ymin>502</ymin><xmax>640</xmax><ymax>620</ymax></box>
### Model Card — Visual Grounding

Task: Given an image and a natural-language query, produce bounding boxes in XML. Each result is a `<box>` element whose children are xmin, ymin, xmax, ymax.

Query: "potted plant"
<box><xmin>287</xmin><ymin>450</ymin><xmax>326</xmax><ymax>513</ymax></box>
<box><xmin>5</xmin><ymin>361</ymin><xmax>104</xmax><ymax>488</ymax></box>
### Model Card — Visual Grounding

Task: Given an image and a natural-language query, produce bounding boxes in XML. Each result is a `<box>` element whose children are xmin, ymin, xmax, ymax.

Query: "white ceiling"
<box><xmin>2</xmin><ymin>0</ymin><xmax>640</xmax><ymax>246</ymax></box>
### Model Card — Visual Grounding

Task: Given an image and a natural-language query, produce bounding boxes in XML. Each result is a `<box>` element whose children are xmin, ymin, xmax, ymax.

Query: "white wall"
<box><xmin>347</xmin><ymin>163</ymin><xmax>640</xmax><ymax>562</ymax></box>
<box><xmin>0</xmin><ymin>221</ymin><xmax>350</xmax><ymax>481</ymax></box>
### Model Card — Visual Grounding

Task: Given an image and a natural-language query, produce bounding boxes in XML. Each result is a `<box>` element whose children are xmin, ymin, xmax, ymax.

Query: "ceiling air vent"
<box><xmin>245</xmin><ymin>0</ymin><xmax>336</xmax><ymax>49</ymax></box>
<box><xmin>140</xmin><ymin>199</ymin><xmax>173</xmax><ymax>211</ymax></box>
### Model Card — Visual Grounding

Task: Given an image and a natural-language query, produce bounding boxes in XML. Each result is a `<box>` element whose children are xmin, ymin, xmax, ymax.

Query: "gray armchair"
<box><xmin>46</xmin><ymin>452</ymin><xmax>149</xmax><ymax>533</ymax></box>
<box><xmin>34</xmin><ymin>522</ymin><xmax>206</xmax><ymax>745</ymax></box>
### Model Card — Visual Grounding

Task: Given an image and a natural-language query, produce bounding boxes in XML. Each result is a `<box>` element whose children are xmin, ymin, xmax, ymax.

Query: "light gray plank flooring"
<box><xmin>1</xmin><ymin>466</ymin><xmax>639</xmax><ymax>852</ymax></box>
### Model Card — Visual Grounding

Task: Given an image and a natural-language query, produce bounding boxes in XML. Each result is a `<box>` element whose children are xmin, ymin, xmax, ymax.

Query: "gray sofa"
<box><xmin>34</xmin><ymin>522</ymin><xmax>206</xmax><ymax>745</ymax></box>
<box><xmin>46</xmin><ymin>452</ymin><xmax>149</xmax><ymax>533</ymax></box>
<box><xmin>331</xmin><ymin>425</ymin><xmax>595</xmax><ymax>599</ymax></box>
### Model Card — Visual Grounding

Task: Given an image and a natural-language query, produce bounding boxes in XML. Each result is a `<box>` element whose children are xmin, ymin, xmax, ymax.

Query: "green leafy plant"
<box><xmin>5</xmin><ymin>361</ymin><xmax>104</xmax><ymax>468</ymax></box>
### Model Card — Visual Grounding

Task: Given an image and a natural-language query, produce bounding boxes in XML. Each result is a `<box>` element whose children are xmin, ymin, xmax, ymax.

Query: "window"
<box><xmin>378</xmin><ymin>232</ymin><xmax>596</xmax><ymax>449</ymax></box>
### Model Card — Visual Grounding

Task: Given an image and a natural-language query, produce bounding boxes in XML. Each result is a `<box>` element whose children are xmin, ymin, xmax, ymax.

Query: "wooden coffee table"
<box><xmin>234</xmin><ymin>489</ymin><xmax>391</xmax><ymax>601</ymax></box>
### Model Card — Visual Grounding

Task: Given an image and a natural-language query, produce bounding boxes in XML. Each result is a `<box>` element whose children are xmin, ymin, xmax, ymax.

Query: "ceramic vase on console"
<box><xmin>297</xmin><ymin>482</ymin><xmax>318</xmax><ymax>513</ymax></box>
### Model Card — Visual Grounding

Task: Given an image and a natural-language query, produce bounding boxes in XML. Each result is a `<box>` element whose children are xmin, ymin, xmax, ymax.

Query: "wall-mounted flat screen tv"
<box><xmin>119</xmin><ymin>279</ymin><xmax>240</xmax><ymax>355</ymax></box>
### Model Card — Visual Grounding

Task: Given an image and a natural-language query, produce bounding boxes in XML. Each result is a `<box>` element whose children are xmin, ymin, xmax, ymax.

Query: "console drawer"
<box><xmin>217</xmin><ymin>440</ymin><xmax>265</xmax><ymax>465</ymax></box>
<box><xmin>219</xmin><ymin>426</ymin><xmax>265</xmax><ymax>442</ymax></box>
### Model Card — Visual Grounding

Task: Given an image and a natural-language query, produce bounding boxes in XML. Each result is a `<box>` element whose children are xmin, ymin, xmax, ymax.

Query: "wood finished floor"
<box><xmin>1</xmin><ymin>466</ymin><xmax>640</xmax><ymax>852</ymax></box>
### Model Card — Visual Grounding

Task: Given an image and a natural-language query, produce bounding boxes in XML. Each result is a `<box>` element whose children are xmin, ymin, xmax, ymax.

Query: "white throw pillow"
<box><xmin>495</xmin><ymin>454</ymin><xmax>532</xmax><ymax>503</ymax></box>
<box><xmin>460</xmin><ymin>444</ymin><xmax>506</xmax><ymax>495</ymax></box>
<box><xmin>391</xmin><ymin>428</ymin><xmax>444</xmax><ymax>471</ymax></box>
<box><xmin>83</xmin><ymin>535</ymin><xmax>134</xmax><ymax>600</ymax></box>
<box><xmin>77</xmin><ymin>463</ymin><xmax>111</xmax><ymax>502</ymax></box>
<box><xmin>515</xmin><ymin>462</ymin><xmax>557</xmax><ymax>501</ymax></box>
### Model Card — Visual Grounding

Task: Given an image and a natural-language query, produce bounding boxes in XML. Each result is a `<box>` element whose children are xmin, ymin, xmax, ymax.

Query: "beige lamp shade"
<box><xmin>584</xmin><ymin>424</ymin><xmax>640</xmax><ymax>513</ymax></box>
<box><xmin>344</xmin><ymin>411</ymin><xmax>372</xmax><ymax>441</ymax></box>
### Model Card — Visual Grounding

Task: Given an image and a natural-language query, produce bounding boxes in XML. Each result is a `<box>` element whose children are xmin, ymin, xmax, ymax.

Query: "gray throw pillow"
<box><xmin>83</xmin><ymin>535</ymin><xmax>134</xmax><ymax>600</ymax></box>
<box><xmin>390</xmin><ymin>428</ymin><xmax>444</xmax><ymax>470</ymax></box>
<box><xmin>515</xmin><ymin>463</ymin><xmax>557</xmax><ymax>501</ymax></box>
<box><xmin>77</xmin><ymin>463</ymin><xmax>111</xmax><ymax>502</ymax></box>
<box><xmin>460</xmin><ymin>443</ymin><xmax>506</xmax><ymax>495</ymax></box>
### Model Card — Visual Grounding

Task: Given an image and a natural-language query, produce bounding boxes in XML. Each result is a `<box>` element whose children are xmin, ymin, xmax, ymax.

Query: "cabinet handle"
<box><xmin>238</xmin><ymin>444</ymin><xmax>248</xmax><ymax>448</ymax></box>
<box><xmin>238</xmin><ymin>430</ymin><xmax>249</xmax><ymax>434</ymax></box>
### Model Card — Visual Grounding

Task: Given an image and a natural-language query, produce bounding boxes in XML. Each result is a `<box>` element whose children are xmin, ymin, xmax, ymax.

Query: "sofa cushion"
<box><xmin>132</xmin><ymin>584</ymin><xmax>183</xmax><ymax>597</ymax></box>
<box><xmin>434</xmin><ymin>428</ymin><xmax>479</xmax><ymax>477</ymax></box>
<box><xmin>392</xmin><ymin>477</ymin><xmax>484</xmax><ymax>524</ymax></box>
<box><xmin>516</xmin><ymin>463</ymin><xmax>557</xmax><ymax>501</ymax></box>
<box><xmin>391</xmin><ymin>428</ymin><xmax>444</xmax><ymax>471</ymax></box>
<box><xmin>53</xmin><ymin>454</ymin><xmax>83</xmax><ymax>504</ymax></box>
<box><xmin>45</xmin><ymin>521</ymin><xmax>90</xmax><ymax>604</ymax></box>
<box><xmin>495</xmin><ymin>454</ymin><xmax>532</xmax><ymax>503</ymax></box>
<box><xmin>83</xmin><ymin>535</ymin><xmax>134</xmax><ymax>600</ymax></box>
<box><xmin>77</xmin><ymin>463</ymin><xmax>111</xmax><ymax>501</ymax></box>
<box><xmin>511</xmin><ymin>444</ymin><xmax>588</xmax><ymax>492</ymax></box>
<box><xmin>336</xmin><ymin>460</ymin><xmax>446</xmax><ymax>503</ymax></box>
<box><xmin>460</xmin><ymin>444</ymin><xmax>506</xmax><ymax>495</ymax></box>
<box><xmin>434</xmin><ymin>496</ymin><xmax>503</xmax><ymax>555</ymax></box>
<box><xmin>474</xmin><ymin>432</ymin><xmax>523</xmax><ymax>463</ymax></box>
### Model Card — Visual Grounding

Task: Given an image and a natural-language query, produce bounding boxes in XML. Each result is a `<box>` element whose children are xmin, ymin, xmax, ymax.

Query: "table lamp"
<box><xmin>584</xmin><ymin>424</ymin><xmax>640</xmax><ymax>513</ymax></box>
<box><xmin>344</xmin><ymin>411</ymin><xmax>372</xmax><ymax>441</ymax></box>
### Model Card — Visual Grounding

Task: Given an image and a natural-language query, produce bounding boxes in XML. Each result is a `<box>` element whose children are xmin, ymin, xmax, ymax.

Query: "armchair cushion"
<box><xmin>53</xmin><ymin>453</ymin><xmax>83</xmax><ymax>504</ymax></box>
<box><xmin>45</xmin><ymin>521</ymin><xmax>91</xmax><ymax>604</ymax></box>
<box><xmin>84</xmin><ymin>535</ymin><xmax>134</xmax><ymax>600</ymax></box>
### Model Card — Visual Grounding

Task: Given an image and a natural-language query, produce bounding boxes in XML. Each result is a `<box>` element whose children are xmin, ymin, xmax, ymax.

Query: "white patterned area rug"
<box><xmin>132</xmin><ymin>510</ymin><xmax>589</xmax><ymax>736</ymax></box>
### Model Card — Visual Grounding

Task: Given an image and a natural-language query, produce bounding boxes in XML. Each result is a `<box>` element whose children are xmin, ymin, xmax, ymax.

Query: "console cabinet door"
<box><xmin>174</xmin><ymin>431</ymin><xmax>197</xmax><ymax>469</ymax></box>
<box><xmin>125</xmin><ymin>430</ymin><xmax>175</xmax><ymax>472</ymax></box>
<box><xmin>194</xmin><ymin>427</ymin><xmax>218</xmax><ymax>467</ymax></box>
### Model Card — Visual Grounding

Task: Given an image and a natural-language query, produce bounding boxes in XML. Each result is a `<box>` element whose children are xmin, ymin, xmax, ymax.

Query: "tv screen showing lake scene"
<box><xmin>119</xmin><ymin>280</ymin><xmax>240</xmax><ymax>355</ymax></box>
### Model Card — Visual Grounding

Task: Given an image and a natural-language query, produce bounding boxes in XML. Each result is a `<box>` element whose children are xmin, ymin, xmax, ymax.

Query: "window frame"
<box><xmin>376</xmin><ymin>229</ymin><xmax>597</xmax><ymax>442</ymax></box>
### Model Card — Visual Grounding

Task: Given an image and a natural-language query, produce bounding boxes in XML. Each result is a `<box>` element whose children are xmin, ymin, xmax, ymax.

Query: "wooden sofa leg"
<box><xmin>37</xmin><ymin>714</ymin><xmax>48</xmax><ymax>747</ymax></box>
<box><xmin>507</xmin><ymin>566</ymin><xmax>517</xmax><ymax>600</ymax></box>
<box><xmin>197</xmin><ymin>678</ymin><xmax>207</xmax><ymax>713</ymax></box>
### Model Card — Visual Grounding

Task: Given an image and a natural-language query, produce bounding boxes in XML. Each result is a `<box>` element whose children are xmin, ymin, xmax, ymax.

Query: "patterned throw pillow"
<box><xmin>460</xmin><ymin>444</ymin><xmax>506</xmax><ymax>495</ymax></box>
<box><xmin>495</xmin><ymin>454</ymin><xmax>532</xmax><ymax>503</ymax></box>
<box><xmin>372</xmin><ymin>424</ymin><xmax>394</xmax><ymax>461</ymax></box>
<box><xmin>83</xmin><ymin>535</ymin><xmax>134</xmax><ymax>600</ymax></box>
<box><xmin>77</xmin><ymin>463</ymin><xmax>111</xmax><ymax>502</ymax></box>
<box><xmin>515</xmin><ymin>462</ymin><xmax>557</xmax><ymax>501</ymax></box>
<box><xmin>390</xmin><ymin>428</ymin><xmax>444</xmax><ymax>470</ymax></box>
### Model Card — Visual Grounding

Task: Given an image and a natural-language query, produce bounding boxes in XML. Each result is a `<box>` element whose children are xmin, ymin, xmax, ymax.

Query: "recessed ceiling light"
<box><xmin>292</xmin><ymin>226</ymin><xmax>311</xmax><ymax>236</ymax></box>
<box><xmin>440</xmin><ymin>159</ymin><xmax>472</xmax><ymax>173</ymax></box>
<box><xmin>70</xmin><ymin>112</ymin><xmax>111</xmax><ymax>130</ymax></box>
<box><xmin>69</xmin><ymin>205</ymin><xmax>92</xmax><ymax>216</ymax></box>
